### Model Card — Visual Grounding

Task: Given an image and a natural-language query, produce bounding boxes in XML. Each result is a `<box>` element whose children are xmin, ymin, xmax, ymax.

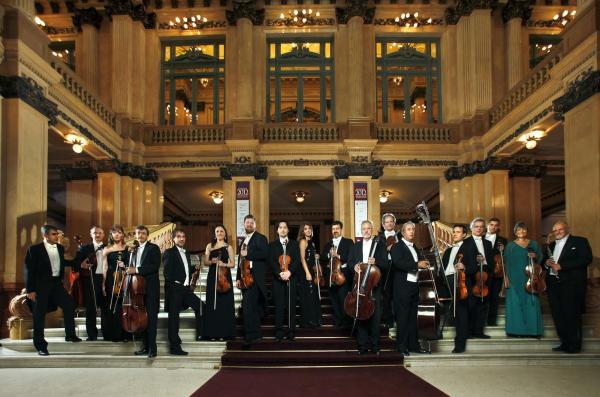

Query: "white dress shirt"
<box><xmin>553</xmin><ymin>235</ymin><xmax>569</xmax><ymax>262</ymax></box>
<box><xmin>402</xmin><ymin>238</ymin><xmax>419</xmax><ymax>283</ymax></box>
<box><xmin>177</xmin><ymin>246</ymin><xmax>190</xmax><ymax>286</ymax></box>
<box><xmin>134</xmin><ymin>241</ymin><xmax>147</xmax><ymax>270</ymax></box>
<box><xmin>361</xmin><ymin>238</ymin><xmax>373</xmax><ymax>263</ymax></box>
<box><xmin>93</xmin><ymin>241</ymin><xmax>104</xmax><ymax>274</ymax></box>
<box><xmin>473</xmin><ymin>236</ymin><xmax>488</xmax><ymax>264</ymax></box>
<box><xmin>445</xmin><ymin>241</ymin><xmax>463</xmax><ymax>276</ymax></box>
<box><xmin>485</xmin><ymin>233</ymin><xmax>497</xmax><ymax>249</ymax></box>
<box><xmin>243</xmin><ymin>232</ymin><xmax>255</xmax><ymax>269</ymax></box>
<box><xmin>44</xmin><ymin>240</ymin><xmax>61</xmax><ymax>277</ymax></box>
<box><xmin>385</xmin><ymin>230</ymin><xmax>397</xmax><ymax>260</ymax></box>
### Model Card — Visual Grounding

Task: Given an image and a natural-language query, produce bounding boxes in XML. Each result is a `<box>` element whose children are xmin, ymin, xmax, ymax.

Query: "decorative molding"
<box><xmin>226</xmin><ymin>0</ymin><xmax>265</xmax><ymax>26</ymax></box>
<box><xmin>336</xmin><ymin>0</ymin><xmax>376</xmax><ymax>25</ymax></box>
<box><xmin>41</xmin><ymin>26</ymin><xmax>76</xmax><ymax>35</ymax></box>
<box><xmin>501</xmin><ymin>0</ymin><xmax>532</xmax><ymax>24</ymax></box>
<box><xmin>261</xmin><ymin>125</ymin><xmax>339</xmax><ymax>142</ymax></box>
<box><xmin>487</xmin><ymin>104</ymin><xmax>553</xmax><ymax>156</ymax></box>
<box><xmin>377</xmin><ymin>159</ymin><xmax>458</xmax><ymax>167</ymax></box>
<box><xmin>376</xmin><ymin>125</ymin><xmax>453</xmax><ymax>142</ymax></box>
<box><xmin>258</xmin><ymin>159</ymin><xmax>345</xmax><ymax>167</ymax></box>
<box><xmin>374</xmin><ymin>17</ymin><xmax>444</xmax><ymax>27</ymax></box>
<box><xmin>553</xmin><ymin>69</ymin><xmax>600</xmax><ymax>119</ymax></box>
<box><xmin>60</xmin><ymin>165</ymin><xmax>97</xmax><ymax>181</ymax></box>
<box><xmin>444</xmin><ymin>156</ymin><xmax>511</xmax><ymax>181</ymax></box>
<box><xmin>220</xmin><ymin>163</ymin><xmax>268</xmax><ymax>180</ymax></box>
<box><xmin>147</xmin><ymin>125</ymin><xmax>226</xmax><ymax>144</ymax></box>
<box><xmin>158</xmin><ymin>20</ymin><xmax>227</xmax><ymax>30</ymax></box>
<box><xmin>0</xmin><ymin>76</ymin><xmax>58</xmax><ymax>125</ymax></box>
<box><xmin>61</xmin><ymin>160</ymin><xmax>159</xmax><ymax>183</ymax></box>
<box><xmin>105</xmin><ymin>0</ymin><xmax>157</xmax><ymax>28</ymax></box>
<box><xmin>334</xmin><ymin>162</ymin><xmax>383</xmax><ymax>180</ymax></box>
<box><xmin>72</xmin><ymin>7</ymin><xmax>103</xmax><ymax>32</ymax></box>
<box><xmin>445</xmin><ymin>0</ymin><xmax>498</xmax><ymax>25</ymax></box>
<box><xmin>266</xmin><ymin>16</ymin><xmax>336</xmax><ymax>27</ymax></box>
<box><xmin>146</xmin><ymin>160</ymin><xmax>230</xmax><ymax>168</ymax></box>
<box><xmin>510</xmin><ymin>163</ymin><xmax>545</xmax><ymax>178</ymax></box>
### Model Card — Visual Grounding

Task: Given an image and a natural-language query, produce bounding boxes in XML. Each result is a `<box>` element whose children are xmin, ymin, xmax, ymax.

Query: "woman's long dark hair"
<box><xmin>211</xmin><ymin>224</ymin><xmax>229</xmax><ymax>248</ymax></box>
<box><xmin>108</xmin><ymin>224</ymin><xmax>125</xmax><ymax>246</ymax></box>
<box><xmin>297</xmin><ymin>222</ymin><xmax>313</xmax><ymax>242</ymax></box>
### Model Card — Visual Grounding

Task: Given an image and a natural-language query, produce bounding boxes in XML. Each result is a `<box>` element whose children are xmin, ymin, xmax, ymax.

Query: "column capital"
<box><xmin>444</xmin><ymin>0</ymin><xmax>497</xmax><ymax>25</ymax></box>
<box><xmin>502</xmin><ymin>0</ymin><xmax>532</xmax><ymax>24</ymax></box>
<box><xmin>510</xmin><ymin>164</ymin><xmax>545</xmax><ymax>178</ymax></box>
<box><xmin>226</xmin><ymin>0</ymin><xmax>265</xmax><ymax>26</ymax></box>
<box><xmin>0</xmin><ymin>76</ymin><xmax>58</xmax><ymax>124</ymax></box>
<box><xmin>336</xmin><ymin>0</ymin><xmax>375</xmax><ymax>25</ymax></box>
<box><xmin>334</xmin><ymin>162</ymin><xmax>383</xmax><ymax>180</ymax></box>
<box><xmin>105</xmin><ymin>0</ymin><xmax>156</xmax><ymax>29</ymax></box>
<box><xmin>220</xmin><ymin>163</ymin><xmax>268</xmax><ymax>180</ymax></box>
<box><xmin>444</xmin><ymin>156</ymin><xmax>511</xmax><ymax>181</ymax></box>
<box><xmin>553</xmin><ymin>69</ymin><xmax>600</xmax><ymax>119</ymax></box>
<box><xmin>72</xmin><ymin>7</ymin><xmax>103</xmax><ymax>32</ymax></box>
<box><xmin>60</xmin><ymin>164</ymin><xmax>97</xmax><ymax>181</ymax></box>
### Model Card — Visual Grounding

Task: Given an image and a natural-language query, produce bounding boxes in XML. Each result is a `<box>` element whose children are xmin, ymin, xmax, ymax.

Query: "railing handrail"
<box><xmin>260</xmin><ymin>122</ymin><xmax>340</xmax><ymax>141</ymax></box>
<box><xmin>375</xmin><ymin>123</ymin><xmax>455</xmax><ymax>142</ymax></box>
<box><xmin>145</xmin><ymin>124</ymin><xmax>228</xmax><ymax>144</ymax></box>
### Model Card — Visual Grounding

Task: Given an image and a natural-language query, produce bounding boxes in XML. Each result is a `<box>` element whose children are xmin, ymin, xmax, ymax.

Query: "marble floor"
<box><xmin>1</xmin><ymin>365</ymin><xmax>599</xmax><ymax>396</ymax></box>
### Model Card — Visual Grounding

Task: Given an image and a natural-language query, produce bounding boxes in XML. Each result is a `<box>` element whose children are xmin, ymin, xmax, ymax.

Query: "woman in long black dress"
<box><xmin>101</xmin><ymin>224</ymin><xmax>130</xmax><ymax>342</ymax></box>
<box><xmin>201</xmin><ymin>225</ymin><xmax>236</xmax><ymax>340</ymax></box>
<box><xmin>298</xmin><ymin>223</ymin><xmax>322</xmax><ymax>328</ymax></box>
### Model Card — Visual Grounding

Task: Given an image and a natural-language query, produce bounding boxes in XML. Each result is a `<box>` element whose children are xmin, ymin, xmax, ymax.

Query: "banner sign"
<box><xmin>353</xmin><ymin>182</ymin><xmax>368</xmax><ymax>241</ymax></box>
<box><xmin>236</xmin><ymin>181</ymin><xmax>250</xmax><ymax>247</ymax></box>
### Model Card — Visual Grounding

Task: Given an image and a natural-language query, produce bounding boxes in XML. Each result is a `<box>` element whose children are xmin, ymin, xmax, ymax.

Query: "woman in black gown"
<box><xmin>201</xmin><ymin>225</ymin><xmax>236</xmax><ymax>340</ymax></box>
<box><xmin>298</xmin><ymin>223</ymin><xmax>322</xmax><ymax>328</ymax></box>
<box><xmin>101</xmin><ymin>225</ymin><xmax>130</xmax><ymax>342</ymax></box>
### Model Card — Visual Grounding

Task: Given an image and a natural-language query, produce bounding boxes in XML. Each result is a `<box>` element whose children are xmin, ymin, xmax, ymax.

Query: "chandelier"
<box><xmin>393</xmin><ymin>12</ymin><xmax>434</xmax><ymax>28</ymax></box>
<box><xmin>379</xmin><ymin>190</ymin><xmax>392</xmax><ymax>204</ymax></box>
<box><xmin>278</xmin><ymin>9</ymin><xmax>321</xmax><ymax>27</ymax></box>
<box><xmin>64</xmin><ymin>133</ymin><xmax>87</xmax><ymax>154</ymax></box>
<box><xmin>552</xmin><ymin>9</ymin><xmax>576</xmax><ymax>27</ymax></box>
<box><xmin>167</xmin><ymin>15</ymin><xmax>209</xmax><ymax>30</ymax></box>
<box><xmin>209</xmin><ymin>191</ymin><xmax>224</xmax><ymax>205</ymax></box>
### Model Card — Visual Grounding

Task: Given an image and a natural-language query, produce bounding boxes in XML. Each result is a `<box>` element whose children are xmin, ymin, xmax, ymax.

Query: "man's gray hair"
<box><xmin>470</xmin><ymin>217</ymin><xmax>485</xmax><ymax>230</ymax></box>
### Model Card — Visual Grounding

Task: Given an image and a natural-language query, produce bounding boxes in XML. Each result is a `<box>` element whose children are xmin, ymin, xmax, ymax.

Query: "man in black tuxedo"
<box><xmin>24</xmin><ymin>224</ymin><xmax>82</xmax><ymax>355</ymax></box>
<box><xmin>485</xmin><ymin>217</ymin><xmax>508</xmax><ymax>326</ymax></box>
<box><xmin>268</xmin><ymin>221</ymin><xmax>300</xmax><ymax>341</ymax></box>
<box><xmin>347</xmin><ymin>220</ymin><xmax>388</xmax><ymax>355</ymax></box>
<box><xmin>321</xmin><ymin>220</ymin><xmax>354</xmax><ymax>329</ymax></box>
<box><xmin>390</xmin><ymin>221</ymin><xmax>430</xmax><ymax>356</ymax></box>
<box><xmin>452</xmin><ymin>217</ymin><xmax>496</xmax><ymax>353</ymax></box>
<box><xmin>235</xmin><ymin>214</ymin><xmax>269</xmax><ymax>348</ymax></box>
<box><xmin>544</xmin><ymin>221</ymin><xmax>593</xmax><ymax>354</ymax></box>
<box><xmin>163</xmin><ymin>229</ymin><xmax>203</xmax><ymax>355</ymax></box>
<box><xmin>73</xmin><ymin>226</ymin><xmax>106</xmax><ymax>341</ymax></box>
<box><xmin>125</xmin><ymin>225</ymin><xmax>161</xmax><ymax>358</ymax></box>
<box><xmin>379</xmin><ymin>213</ymin><xmax>397</xmax><ymax>329</ymax></box>
<box><xmin>441</xmin><ymin>225</ymin><xmax>467</xmax><ymax>328</ymax></box>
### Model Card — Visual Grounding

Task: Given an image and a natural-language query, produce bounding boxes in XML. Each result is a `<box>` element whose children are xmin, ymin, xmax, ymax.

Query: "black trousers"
<box><xmin>487</xmin><ymin>276</ymin><xmax>503</xmax><ymax>325</ymax></box>
<box><xmin>356</xmin><ymin>289</ymin><xmax>382</xmax><ymax>351</ymax></box>
<box><xmin>329</xmin><ymin>282</ymin><xmax>350</xmax><ymax>328</ymax></box>
<box><xmin>298</xmin><ymin>278</ymin><xmax>321</xmax><ymax>327</ymax></box>
<box><xmin>381</xmin><ymin>268</ymin><xmax>395</xmax><ymax>327</ymax></box>
<box><xmin>82</xmin><ymin>273</ymin><xmax>109</xmax><ymax>339</ymax></box>
<box><xmin>454</xmin><ymin>295</ymin><xmax>488</xmax><ymax>350</ymax></box>
<box><xmin>31</xmin><ymin>278</ymin><xmax>76</xmax><ymax>350</ymax></box>
<box><xmin>241</xmin><ymin>284</ymin><xmax>263</xmax><ymax>341</ymax></box>
<box><xmin>141</xmin><ymin>290</ymin><xmax>160</xmax><ymax>353</ymax></box>
<box><xmin>547</xmin><ymin>276</ymin><xmax>585</xmax><ymax>351</ymax></box>
<box><xmin>167</xmin><ymin>284</ymin><xmax>203</xmax><ymax>348</ymax></box>
<box><xmin>394</xmin><ymin>281</ymin><xmax>419</xmax><ymax>352</ymax></box>
<box><xmin>273</xmin><ymin>279</ymin><xmax>297</xmax><ymax>338</ymax></box>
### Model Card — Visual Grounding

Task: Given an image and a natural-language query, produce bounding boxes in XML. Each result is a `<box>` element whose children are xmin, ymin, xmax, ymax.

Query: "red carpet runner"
<box><xmin>191</xmin><ymin>367</ymin><xmax>448</xmax><ymax>397</ymax></box>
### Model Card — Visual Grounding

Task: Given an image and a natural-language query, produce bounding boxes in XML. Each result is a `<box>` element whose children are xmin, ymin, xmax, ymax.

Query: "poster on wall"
<box><xmin>353</xmin><ymin>182</ymin><xmax>368</xmax><ymax>242</ymax></box>
<box><xmin>236</xmin><ymin>181</ymin><xmax>250</xmax><ymax>248</ymax></box>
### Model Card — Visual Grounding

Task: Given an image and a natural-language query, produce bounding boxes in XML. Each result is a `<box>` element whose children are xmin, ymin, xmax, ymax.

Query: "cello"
<box><xmin>121</xmin><ymin>241</ymin><xmax>148</xmax><ymax>334</ymax></box>
<box><xmin>344</xmin><ymin>236</ymin><xmax>382</xmax><ymax>326</ymax></box>
<box><xmin>238</xmin><ymin>242</ymin><xmax>254</xmax><ymax>289</ymax></box>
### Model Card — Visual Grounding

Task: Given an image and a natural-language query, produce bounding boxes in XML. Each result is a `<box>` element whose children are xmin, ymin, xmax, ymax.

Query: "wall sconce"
<box><xmin>209</xmin><ymin>191</ymin><xmax>224</xmax><ymax>205</ymax></box>
<box><xmin>519</xmin><ymin>129</ymin><xmax>545</xmax><ymax>150</ymax></box>
<box><xmin>379</xmin><ymin>190</ymin><xmax>392</xmax><ymax>203</ymax></box>
<box><xmin>292</xmin><ymin>191</ymin><xmax>308</xmax><ymax>203</ymax></box>
<box><xmin>64</xmin><ymin>133</ymin><xmax>87</xmax><ymax>153</ymax></box>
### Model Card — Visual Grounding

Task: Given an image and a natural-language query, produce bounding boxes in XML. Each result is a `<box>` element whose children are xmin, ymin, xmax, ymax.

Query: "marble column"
<box><xmin>144</xmin><ymin>28</ymin><xmax>160</xmax><ymax>124</ymax></box>
<box><xmin>111</xmin><ymin>15</ymin><xmax>133</xmax><ymax>116</ymax></box>
<box><xmin>469</xmin><ymin>10</ymin><xmax>493</xmax><ymax>114</ymax></box>
<box><xmin>66</xmin><ymin>179</ymin><xmax>95</xmax><ymax>244</ymax></box>
<box><xmin>132</xmin><ymin>178</ymin><xmax>144</xmax><ymax>225</ymax></box>
<box><xmin>142</xmin><ymin>180</ymin><xmax>157</xmax><ymax>225</ymax></box>
<box><xmin>236</xmin><ymin>18</ymin><xmax>253</xmax><ymax>120</ymax></box>
<box><xmin>120</xmin><ymin>175</ymin><xmax>133</xmax><ymax>228</ymax></box>
<box><xmin>78</xmin><ymin>24</ymin><xmax>100</xmax><ymax>93</ymax></box>
<box><xmin>347</xmin><ymin>16</ymin><xmax>365</xmax><ymax>119</ymax></box>
<box><xmin>506</xmin><ymin>17</ymin><xmax>525</xmax><ymax>90</ymax></box>
<box><xmin>131</xmin><ymin>20</ymin><xmax>145</xmax><ymax>122</ymax></box>
<box><xmin>333</xmin><ymin>178</ymin><xmax>352</xmax><ymax>237</ymax></box>
<box><xmin>482</xmin><ymin>170</ymin><xmax>511</xmax><ymax>231</ymax></box>
<box><xmin>96</xmin><ymin>172</ymin><xmax>121</xmax><ymax>230</ymax></box>
<box><xmin>511</xmin><ymin>176</ymin><xmax>541</xmax><ymax>242</ymax></box>
<box><xmin>441</xmin><ymin>24</ymin><xmax>458</xmax><ymax>123</ymax></box>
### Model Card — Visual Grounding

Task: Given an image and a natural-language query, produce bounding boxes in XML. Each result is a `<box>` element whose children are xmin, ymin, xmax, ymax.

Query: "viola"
<box><xmin>525</xmin><ymin>247</ymin><xmax>546</xmax><ymax>294</ymax></box>
<box><xmin>121</xmin><ymin>241</ymin><xmax>148</xmax><ymax>334</ymax></box>
<box><xmin>238</xmin><ymin>243</ymin><xmax>254</xmax><ymax>289</ymax></box>
<box><xmin>344</xmin><ymin>237</ymin><xmax>382</xmax><ymax>321</ymax></box>
<box><xmin>328</xmin><ymin>247</ymin><xmax>346</xmax><ymax>287</ymax></box>
<box><xmin>472</xmin><ymin>255</ymin><xmax>489</xmax><ymax>301</ymax></box>
<box><xmin>216</xmin><ymin>246</ymin><xmax>232</xmax><ymax>294</ymax></box>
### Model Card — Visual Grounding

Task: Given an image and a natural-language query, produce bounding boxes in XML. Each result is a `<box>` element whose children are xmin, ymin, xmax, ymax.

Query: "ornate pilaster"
<box><xmin>225</xmin><ymin>0</ymin><xmax>265</xmax><ymax>26</ymax></box>
<box><xmin>553</xmin><ymin>70</ymin><xmax>600</xmax><ymax>119</ymax></box>
<box><xmin>220</xmin><ymin>163</ymin><xmax>268</xmax><ymax>180</ymax></box>
<box><xmin>72</xmin><ymin>7</ymin><xmax>103</xmax><ymax>31</ymax></box>
<box><xmin>0</xmin><ymin>76</ymin><xmax>58</xmax><ymax>124</ymax></box>
<box><xmin>502</xmin><ymin>0</ymin><xmax>532</xmax><ymax>24</ymax></box>
<box><xmin>73</xmin><ymin>8</ymin><xmax>102</xmax><ymax>92</ymax></box>
<box><xmin>334</xmin><ymin>162</ymin><xmax>383</xmax><ymax>180</ymax></box>
<box><xmin>335</xmin><ymin>0</ymin><xmax>375</xmax><ymax>25</ymax></box>
<box><xmin>444</xmin><ymin>0</ymin><xmax>497</xmax><ymax>25</ymax></box>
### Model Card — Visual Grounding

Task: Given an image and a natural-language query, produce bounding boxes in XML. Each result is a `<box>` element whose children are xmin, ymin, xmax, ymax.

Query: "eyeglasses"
<box><xmin>552</xmin><ymin>227</ymin><xmax>565</xmax><ymax>233</ymax></box>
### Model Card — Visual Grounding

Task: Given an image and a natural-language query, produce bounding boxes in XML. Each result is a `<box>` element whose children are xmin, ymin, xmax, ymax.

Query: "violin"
<box><xmin>493</xmin><ymin>253</ymin><xmax>504</xmax><ymax>278</ymax></box>
<box><xmin>313</xmin><ymin>255</ymin><xmax>324</xmax><ymax>288</ymax></box>
<box><xmin>472</xmin><ymin>254</ymin><xmax>489</xmax><ymax>301</ymax></box>
<box><xmin>525</xmin><ymin>247</ymin><xmax>546</xmax><ymax>294</ymax></box>
<box><xmin>216</xmin><ymin>246</ymin><xmax>231</xmax><ymax>294</ymax></box>
<box><xmin>455</xmin><ymin>253</ymin><xmax>468</xmax><ymax>301</ymax></box>
<box><xmin>121</xmin><ymin>240</ymin><xmax>148</xmax><ymax>334</ymax></box>
<box><xmin>68</xmin><ymin>236</ymin><xmax>86</xmax><ymax>308</ymax></box>
<box><xmin>109</xmin><ymin>251</ymin><xmax>125</xmax><ymax>312</ymax></box>
<box><xmin>278</xmin><ymin>240</ymin><xmax>291</xmax><ymax>273</ymax></box>
<box><xmin>385</xmin><ymin>235</ymin><xmax>397</xmax><ymax>250</ymax></box>
<box><xmin>328</xmin><ymin>246</ymin><xmax>346</xmax><ymax>287</ymax></box>
<box><xmin>189</xmin><ymin>255</ymin><xmax>201</xmax><ymax>291</ymax></box>
<box><xmin>238</xmin><ymin>243</ymin><xmax>254</xmax><ymax>289</ymax></box>
<box><xmin>344</xmin><ymin>237</ymin><xmax>382</xmax><ymax>321</ymax></box>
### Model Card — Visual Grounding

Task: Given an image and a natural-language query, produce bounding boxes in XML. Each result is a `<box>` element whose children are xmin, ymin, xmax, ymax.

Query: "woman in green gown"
<box><xmin>503</xmin><ymin>222</ymin><xmax>544</xmax><ymax>337</ymax></box>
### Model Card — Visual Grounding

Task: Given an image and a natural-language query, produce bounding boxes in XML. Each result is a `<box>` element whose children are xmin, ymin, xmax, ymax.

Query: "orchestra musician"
<box><xmin>347</xmin><ymin>220</ymin><xmax>388</xmax><ymax>355</ymax></box>
<box><xmin>321</xmin><ymin>221</ymin><xmax>354</xmax><ymax>329</ymax></box>
<box><xmin>268</xmin><ymin>221</ymin><xmax>301</xmax><ymax>341</ymax></box>
<box><xmin>380</xmin><ymin>213</ymin><xmax>398</xmax><ymax>329</ymax></box>
<box><xmin>24</xmin><ymin>224</ymin><xmax>81</xmax><ymax>356</ymax></box>
<box><xmin>163</xmin><ymin>229</ymin><xmax>204</xmax><ymax>355</ymax></box>
<box><xmin>298</xmin><ymin>223</ymin><xmax>322</xmax><ymax>328</ymax></box>
<box><xmin>485</xmin><ymin>217</ymin><xmax>508</xmax><ymax>326</ymax></box>
<box><xmin>235</xmin><ymin>214</ymin><xmax>269</xmax><ymax>348</ymax></box>
<box><xmin>74</xmin><ymin>226</ymin><xmax>106</xmax><ymax>341</ymax></box>
<box><xmin>390</xmin><ymin>221</ymin><xmax>430</xmax><ymax>356</ymax></box>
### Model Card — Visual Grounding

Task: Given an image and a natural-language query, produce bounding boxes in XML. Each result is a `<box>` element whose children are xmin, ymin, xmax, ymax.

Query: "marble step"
<box><xmin>0</xmin><ymin>354</ymin><xmax>221</xmax><ymax>369</ymax></box>
<box><xmin>390</xmin><ymin>324</ymin><xmax>597</xmax><ymax>339</ymax></box>
<box><xmin>404</xmin><ymin>351</ymin><xmax>600</xmax><ymax>367</ymax></box>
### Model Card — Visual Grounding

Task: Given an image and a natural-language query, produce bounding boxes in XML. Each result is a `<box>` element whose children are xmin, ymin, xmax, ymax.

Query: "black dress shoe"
<box><xmin>170</xmin><ymin>348</ymin><xmax>188</xmax><ymax>356</ymax></box>
<box><xmin>38</xmin><ymin>349</ymin><xmax>50</xmax><ymax>356</ymax></box>
<box><xmin>134</xmin><ymin>348</ymin><xmax>149</xmax><ymax>356</ymax></box>
<box><xmin>86</xmin><ymin>336</ymin><xmax>97</xmax><ymax>342</ymax></box>
<box><xmin>473</xmin><ymin>334</ymin><xmax>491</xmax><ymax>339</ymax></box>
<box><xmin>552</xmin><ymin>345</ymin><xmax>564</xmax><ymax>352</ymax></box>
<box><xmin>564</xmin><ymin>348</ymin><xmax>581</xmax><ymax>354</ymax></box>
<box><xmin>196</xmin><ymin>336</ymin><xmax>203</xmax><ymax>341</ymax></box>
<box><xmin>286</xmin><ymin>334</ymin><xmax>295</xmax><ymax>342</ymax></box>
<box><xmin>148</xmin><ymin>351</ymin><xmax>157</xmax><ymax>358</ymax></box>
<box><xmin>371</xmin><ymin>348</ymin><xmax>380</xmax><ymax>355</ymax></box>
<box><xmin>65</xmin><ymin>336</ymin><xmax>82</xmax><ymax>342</ymax></box>
<box><xmin>275</xmin><ymin>337</ymin><xmax>283</xmax><ymax>342</ymax></box>
<box><xmin>357</xmin><ymin>349</ymin><xmax>368</xmax><ymax>355</ymax></box>
<box><xmin>410</xmin><ymin>348</ymin><xmax>430</xmax><ymax>354</ymax></box>
<box><xmin>452</xmin><ymin>348</ymin><xmax>465</xmax><ymax>354</ymax></box>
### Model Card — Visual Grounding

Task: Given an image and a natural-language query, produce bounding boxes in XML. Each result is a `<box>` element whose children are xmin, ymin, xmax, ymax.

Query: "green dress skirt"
<box><xmin>503</xmin><ymin>240</ymin><xmax>544</xmax><ymax>336</ymax></box>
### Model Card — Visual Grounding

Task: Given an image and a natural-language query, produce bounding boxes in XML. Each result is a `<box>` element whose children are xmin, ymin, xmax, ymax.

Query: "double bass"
<box><xmin>344</xmin><ymin>236</ymin><xmax>382</xmax><ymax>325</ymax></box>
<box><xmin>121</xmin><ymin>241</ymin><xmax>148</xmax><ymax>333</ymax></box>
<box><xmin>415</xmin><ymin>202</ymin><xmax>448</xmax><ymax>341</ymax></box>
<box><xmin>238</xmin><ymin>242</ymin><xmax>254</xmax><ymax>289</ymax></box>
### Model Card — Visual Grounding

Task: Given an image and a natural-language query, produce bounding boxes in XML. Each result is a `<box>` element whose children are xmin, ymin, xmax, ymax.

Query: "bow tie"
<box><xmin>473</xmin><ymin>236</ymin><xmax>482</xmax><ymax>240</ymax></box>
<box><xmin>178</xmin><ymin>247</ymin><xmax>186</xmax><ymax>253</ymax></box>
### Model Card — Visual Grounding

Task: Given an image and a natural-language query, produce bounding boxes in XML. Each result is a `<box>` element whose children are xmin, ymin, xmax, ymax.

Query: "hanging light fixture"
<box><xmin>292</xmin><ymin>191</ymin><xmax>308</xmax><ymax>203</ymax></box>
<box><xmin>519</xmin><ymin>129</ymin><xmax>545</xmax><ymax>150</ymax></box>
<box><xmin>379</xmin><ymin>190</ymin><xmax>392</xmax><ymax>203</ymax></box>
<box><xmin>209</xmin><ymin>191</ymin><xmax>224</xmax><ymax>205</ymax></box>
<box><xmin>64</xmin><ymin>133</ymin><xmax>87</xmax><ymax>154</ymax></box>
